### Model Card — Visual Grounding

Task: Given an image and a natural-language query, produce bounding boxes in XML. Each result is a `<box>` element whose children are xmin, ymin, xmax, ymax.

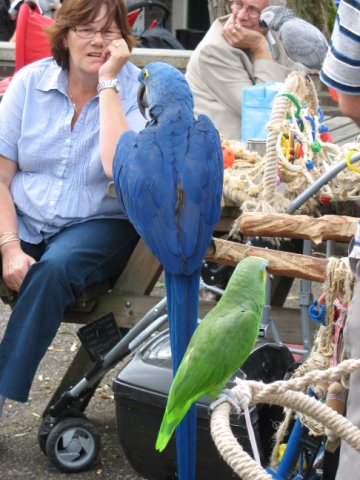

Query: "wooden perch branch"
<box><xmin>239</xmin><ymin>213</ymin><xmax>357</xmax><ymax>244</ymax></box>
<box><xmin>205</xmin><ymin>238</ymin><xmax>327</xmax><ymax>282</ymax></box>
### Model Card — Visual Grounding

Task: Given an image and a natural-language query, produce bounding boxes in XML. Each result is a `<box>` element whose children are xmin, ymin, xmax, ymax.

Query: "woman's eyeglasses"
<box><xmin>72</xmin><ymin>27</ymin><xmax>121</xmax><ymax>40</ymax></box>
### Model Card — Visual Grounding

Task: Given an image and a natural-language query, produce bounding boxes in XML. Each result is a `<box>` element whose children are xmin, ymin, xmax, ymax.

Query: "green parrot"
<box><xmin>156</xmin><ymin>255</ymin><xmax>268</xmax><ymax>452</ymax></box>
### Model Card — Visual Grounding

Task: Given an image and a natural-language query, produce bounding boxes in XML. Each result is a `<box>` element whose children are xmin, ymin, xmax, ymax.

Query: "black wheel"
<box><xmin>45</xmin><ymin>416</ymin><xmax>101</xmax><ymax>472</ymax></box>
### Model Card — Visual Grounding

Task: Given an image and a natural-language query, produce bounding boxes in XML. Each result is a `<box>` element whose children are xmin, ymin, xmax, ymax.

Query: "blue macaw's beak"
<box><xmin>137</xmin><ymin>83</ymin><xmax>148</xmax><ymax>119</ymax></box>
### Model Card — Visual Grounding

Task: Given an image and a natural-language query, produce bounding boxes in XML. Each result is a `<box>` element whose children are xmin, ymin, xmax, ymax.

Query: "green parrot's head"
<box><xmin>236</xmin><ymin>256</ymin><xmax>268</xmax><ymax>278</ymax></box>
<box><xmin>137</xmin><ymin>62</ymin><xmax>194</xmax><ymax>119</ymax></box>
<box><xmin>227</xmin><ymin>256</ymin><xmax>268</xmax><ymax>305</ymax></box>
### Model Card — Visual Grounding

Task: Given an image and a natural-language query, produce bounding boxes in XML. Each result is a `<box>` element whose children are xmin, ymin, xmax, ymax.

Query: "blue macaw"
<box><xmin>112</xmin><ymin>62</ymin><xmax>223</xmax><ymax>480</ymax></box>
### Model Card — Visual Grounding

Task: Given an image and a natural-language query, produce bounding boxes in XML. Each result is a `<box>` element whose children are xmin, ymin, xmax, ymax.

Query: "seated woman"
<box><xmin>0</xmin><ymin>0</ymin><xmax>145</xmax><ymax>415</ymax></box>
<box><xmin>185</xmin><ymin>0</ymin><xmax>302</xmax><ymax>140</ymax></box>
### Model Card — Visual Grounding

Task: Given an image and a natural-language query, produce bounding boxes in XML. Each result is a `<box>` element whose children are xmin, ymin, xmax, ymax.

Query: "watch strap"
<box><xmin>97</xmin><ymin>79</ymin><xmax>120</xmax><ymax>94</ymax></box>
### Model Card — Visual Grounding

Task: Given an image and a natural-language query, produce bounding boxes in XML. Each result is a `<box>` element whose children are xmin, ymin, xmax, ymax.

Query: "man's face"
<box><xmin>230</xmin><ymin>0</ymin><xmax>269</xmax><ymax>32</ymax></box>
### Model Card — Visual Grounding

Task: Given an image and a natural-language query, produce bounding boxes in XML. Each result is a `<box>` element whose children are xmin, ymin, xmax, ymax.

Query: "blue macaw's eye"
<box><xmin>144</xmin><ymin>69</ymin><xmax>149</xmax><ymax>79</ymax></box>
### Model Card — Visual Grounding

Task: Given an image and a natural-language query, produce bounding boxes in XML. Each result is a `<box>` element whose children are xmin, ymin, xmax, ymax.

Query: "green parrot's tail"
<box><xmin>155</xmin><ymin>410</ymin><xmax>179</xmax><ymax>452</ymax></box>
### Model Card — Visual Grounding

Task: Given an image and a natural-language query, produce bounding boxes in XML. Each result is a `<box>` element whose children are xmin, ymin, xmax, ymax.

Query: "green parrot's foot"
<box><xmin>209</xmin><ymin>388</ymin><xmax>248</xmax><ymax>415</ymax></box>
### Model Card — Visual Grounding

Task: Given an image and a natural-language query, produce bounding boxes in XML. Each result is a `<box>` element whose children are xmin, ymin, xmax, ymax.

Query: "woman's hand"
<box><xmin>223</xmin><ymin>19</ymin><xmax>272</xmax><ymax>60</ymax></box>
<box><xmin>98</xmin><ymin>38</ymin><xmax>131</xmax><ymax>82</ymax></box>
<box><xmin>1</xmin><ymin>243</ymin><xmax>36</xmax><ymax>292</ymax></box>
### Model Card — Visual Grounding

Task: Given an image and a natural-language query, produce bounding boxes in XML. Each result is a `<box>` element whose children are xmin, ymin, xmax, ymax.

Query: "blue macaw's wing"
<box><xmin>113</xmin><ymin>113</ymin><xmax>223</xmax><ymax>276</ymax></box>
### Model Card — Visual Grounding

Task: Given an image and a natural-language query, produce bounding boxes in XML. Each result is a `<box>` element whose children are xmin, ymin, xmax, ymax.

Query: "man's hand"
<box><xmin>223</xmin><ymin>19</ymin><xmax>272</xmax><ymax>60</ymax></box>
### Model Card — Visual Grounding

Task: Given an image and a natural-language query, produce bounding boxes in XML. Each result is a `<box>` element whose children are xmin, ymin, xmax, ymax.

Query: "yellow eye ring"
<box><xmin>144</xmin><ymin>69</ymin><xmax>149</xmax><ymax>79</ymax></box>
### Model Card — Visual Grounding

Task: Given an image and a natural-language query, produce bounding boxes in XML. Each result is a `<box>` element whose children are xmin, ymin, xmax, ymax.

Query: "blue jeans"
<box><xmin>0</xmin><ymin>218</ymin><xmax>139</xmax><ymax>402</ymax></box>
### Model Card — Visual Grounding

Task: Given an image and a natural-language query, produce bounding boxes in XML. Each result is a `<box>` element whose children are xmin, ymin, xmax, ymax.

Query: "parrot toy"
<box><xmin>259</xmin><ymin>6</ymin><xmax>328</xmax><ymax>71</ymax></box>
<box><xmin>156</xmin><ymin>256</ymin><xmax>268</xmax><ymax>452</ymax></box>
<box><xmin>112</xmin><ymin>62</ymin><xmax>223</xmax><ymax>480</ymax></box>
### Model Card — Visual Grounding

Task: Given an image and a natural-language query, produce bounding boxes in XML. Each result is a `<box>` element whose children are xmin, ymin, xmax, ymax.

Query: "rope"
<box><xmin>210</xmin><ymin>359</ymin><xmax>360</xmax><ymax>480</ymax></box>
<box><xmin>269</xmin><ymin>256</ymin><xmax>354</xmax><ymax>465</ymax></box>
<box><xmin>262</xmin><ymin>72</ymin><xmax>301</xmax><ymax>205</ymax></box>
<box><xmin>222</xmin><ymin>71</ymin><xmax>360</xmax><ymax>224</ymax></box>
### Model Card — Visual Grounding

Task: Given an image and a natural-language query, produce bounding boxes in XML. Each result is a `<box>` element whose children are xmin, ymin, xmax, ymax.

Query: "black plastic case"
<box><xmin>113</xmin><ymin>330</ymin><xmax>294</xmax><ymax>480</ymax></box>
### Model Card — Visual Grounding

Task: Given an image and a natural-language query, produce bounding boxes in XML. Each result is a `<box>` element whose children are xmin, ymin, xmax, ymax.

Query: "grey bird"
<box><xmin>259</xmin><ymin>6</ymin><xmax>328</xmax><ymax>70</ymax></box>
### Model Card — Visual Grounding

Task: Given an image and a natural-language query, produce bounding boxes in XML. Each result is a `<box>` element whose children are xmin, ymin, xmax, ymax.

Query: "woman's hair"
<box><xmin>46</xmin><ymin>0</ymin><xmax>136</xmax><ymax>70</ymax></box>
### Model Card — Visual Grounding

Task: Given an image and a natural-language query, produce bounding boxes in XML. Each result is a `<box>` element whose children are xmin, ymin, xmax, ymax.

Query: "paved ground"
<box><xmin>0</xmin><ymin>301</ymin><xmax>145</xmax><ymax>480</ymax></box>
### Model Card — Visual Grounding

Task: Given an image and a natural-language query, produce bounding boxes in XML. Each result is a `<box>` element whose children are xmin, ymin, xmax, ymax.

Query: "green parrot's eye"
<box><xmin>144</xmin><ymin>69</ymin><xmax>149</xmax><ymax>79</ymax></box>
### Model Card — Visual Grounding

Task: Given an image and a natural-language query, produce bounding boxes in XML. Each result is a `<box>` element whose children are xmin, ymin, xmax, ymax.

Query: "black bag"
<box><xmin>138</xmin><ymin>26</ymin><xmax>184</xmax><ymax>50</ymax></box>
<box><xmin>0</xmin><ymin>0</ymin><xmax>16</xmax><ymax>41</ymax></box>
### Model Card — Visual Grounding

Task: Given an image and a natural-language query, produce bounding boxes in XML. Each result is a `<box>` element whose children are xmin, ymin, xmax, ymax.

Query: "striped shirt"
<box><xmin>320</xmin><ymin>0</ymin><xmax>360</xmax><ymax>94</ymax></box>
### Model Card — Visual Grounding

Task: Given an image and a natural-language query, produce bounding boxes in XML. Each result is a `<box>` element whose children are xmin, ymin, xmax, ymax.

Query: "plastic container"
<box><xmin>241</xmin><ymin>81</ymin><xmax>283</xmax><ymax>142</ymax></box>
<box><xmin>113</xmin><ymin>330</ymin><xmax>294</xmax><ymax>479</ymax></box>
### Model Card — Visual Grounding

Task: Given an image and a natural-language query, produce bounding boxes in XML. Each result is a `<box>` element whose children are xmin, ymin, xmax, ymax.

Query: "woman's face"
<box><xmin>64</xmin><ymin>4</ymin><xmax>122</xmax><ymax>77</ymax></box>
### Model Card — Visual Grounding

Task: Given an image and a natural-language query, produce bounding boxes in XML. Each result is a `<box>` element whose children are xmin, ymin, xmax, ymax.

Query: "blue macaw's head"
<box><xmin>137</xmin><ymin>62</ymin><xmax>194</xmax><ymax>119</ymax></box>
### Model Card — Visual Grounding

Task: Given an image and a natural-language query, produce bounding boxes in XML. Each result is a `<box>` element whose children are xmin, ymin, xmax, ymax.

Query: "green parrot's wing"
<box><xmin>168</xmin><ymin>308</ymin><xmax>260</xmax><ymax>408</ymax></box>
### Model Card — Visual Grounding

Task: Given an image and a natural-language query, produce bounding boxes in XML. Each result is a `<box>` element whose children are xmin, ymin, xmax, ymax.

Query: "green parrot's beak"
<box><xmin>137</xmin><ymin>83</ymin><xmax>148</xmax><ymax>119</ymax></box>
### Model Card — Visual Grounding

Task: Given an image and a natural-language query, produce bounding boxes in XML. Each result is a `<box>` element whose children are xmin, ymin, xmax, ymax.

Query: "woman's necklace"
<box><xmin>68</xmin><ymin>92</ymin><xmax>80</xmax><ymax>114</ymax></box>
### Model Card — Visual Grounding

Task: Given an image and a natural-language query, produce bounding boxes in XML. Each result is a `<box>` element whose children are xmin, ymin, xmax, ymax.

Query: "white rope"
<box><xmin>210</xmin><ymin>359</ymin><xmax>360</xmax><ymax>479</ymax></box>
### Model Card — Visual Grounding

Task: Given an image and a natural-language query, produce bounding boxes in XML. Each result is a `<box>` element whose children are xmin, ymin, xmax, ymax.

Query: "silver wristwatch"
<box><xmin>97</xmin><ymin>79</ymin><xmax>120</xmax><ymax>94</ymax></box>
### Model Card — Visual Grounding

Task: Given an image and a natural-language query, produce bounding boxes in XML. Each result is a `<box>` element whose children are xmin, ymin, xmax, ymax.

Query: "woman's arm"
<box><xmin>0</xmin><ymin>156</ymin><xmax>35</xmax><ymax>291</ymax></box>
<box><xmin>98</xmin><ymin>38</ymin><xmax>131</xmax><ymax>178</ymax></box>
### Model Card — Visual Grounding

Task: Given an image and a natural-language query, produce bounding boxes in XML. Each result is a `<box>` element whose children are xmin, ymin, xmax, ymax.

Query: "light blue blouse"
<box><xmin>0</xmin><ymin>57</ymin><xmax>146</xmax><ymax>243</ymax></box>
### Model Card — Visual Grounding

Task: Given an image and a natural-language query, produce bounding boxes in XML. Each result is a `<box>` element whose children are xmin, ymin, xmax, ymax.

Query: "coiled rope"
<box><xmin>210</xmin><ymin>359</ymin><xmax>360</xmax><ymax>480</ymax></box>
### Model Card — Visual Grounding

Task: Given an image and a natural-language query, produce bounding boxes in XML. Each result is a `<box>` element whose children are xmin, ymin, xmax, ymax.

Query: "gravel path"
<box><xmin>0</xmin><ymin>301</ymin><xmax>145</xmax><ymax>480</ymax></box>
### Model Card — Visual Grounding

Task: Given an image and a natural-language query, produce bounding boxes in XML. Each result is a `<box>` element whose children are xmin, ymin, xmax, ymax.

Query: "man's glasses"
<box><xmin>229</xmin><ymin>1</ymin><xmax>262</xmax><ymax>18</ymax></box>
<box><xmin>72</xmin><ymin>27</ymin><xmax>121</xmax><ymax>40</ymax></box>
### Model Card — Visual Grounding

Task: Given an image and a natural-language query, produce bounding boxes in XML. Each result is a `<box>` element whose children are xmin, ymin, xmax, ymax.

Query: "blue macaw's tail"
<box><xmin>165</xmin><ymin>269</ymin><xmax>200</xmax><ymax>480</ymax></box>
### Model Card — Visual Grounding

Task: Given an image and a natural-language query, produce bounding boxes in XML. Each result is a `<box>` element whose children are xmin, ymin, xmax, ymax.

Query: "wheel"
<box><xmin>38</xmin><ymin>409</ymin><xmax>86</xmax><ymax>455</ymax></box>
<box><xmin>45</xmin><ymin>416</ymin><xmax>101</xmax><ymax>472</ymax></box>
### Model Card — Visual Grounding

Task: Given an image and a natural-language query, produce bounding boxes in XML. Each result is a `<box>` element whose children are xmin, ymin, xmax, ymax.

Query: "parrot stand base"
<box><xmin>112</xmin><ymin>329</ymin><xmax>294</xmax><ymax>480</ymax></box>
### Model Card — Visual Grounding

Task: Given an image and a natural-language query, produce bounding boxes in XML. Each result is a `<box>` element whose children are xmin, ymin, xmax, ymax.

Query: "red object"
<box><xmin>14</xmin><ymin>3</ymin><xmax>53</xmax><ymax>73</ymax></box>
<box><xmin>328</xmin><ymin>86</ymin><xmax>339</xmax><ymax>103</ymax></box>
<box><xmin>320</xmin><ymin>131</ymin><xmax>334</xmax><ymax>143</ymax></box>
<box><xmin>295</xmin><ymin>142</ymin><xmax>304</xmax><ymax>158</ymax></box>
<box><xmin>320</xmin><ymin>195</ymin><xmax>331</xmax><ymax>205</ymax></box>
<box><xmin>149</xmin><ymin>19</ymin><xmax>159</xmax><ymax>29</ymax></box>
<box><xmin>127</xmin><ymin>8</ymin><xmax>142</xmax><ymax>27</ymax></box>
<box><xmin>0</xmin><ymin>3</ymin><xmax>53</xmax><ymax>94</ymax></box>
<box><xmin>222</xmin><ymin>145</ymin><xmax>235</xmax><ymax>169</ymax></box>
